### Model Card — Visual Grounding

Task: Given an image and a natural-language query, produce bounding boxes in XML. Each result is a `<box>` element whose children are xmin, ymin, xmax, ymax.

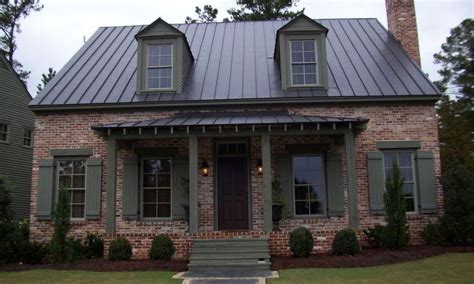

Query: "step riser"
<box><xmin>188</xmin><ymin>265</ymin><xmax>271</xmax><ymax>272</ymax></box>
<box><xmin>189</xmin><ymin>259</ymin><xmax>270</xmax><ymax>265</ymax></box>
<box><xmin>192</xmin><ymin>248</ymin><xmax>269</xmax><ymax>254</ymax></box>
<box><xmin>192</xmin><ymin>242</ymin><xmax>268</xmax><ymax>247</ymax></box>
<box><xmin>190</xmin><ymin>253</ymin><xmax>270</xmax><ymax>260</ymax></box>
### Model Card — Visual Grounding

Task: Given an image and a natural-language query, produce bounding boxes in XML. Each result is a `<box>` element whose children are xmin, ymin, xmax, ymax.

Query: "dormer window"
<box><xmin>147</xmin><ymin>44</ymin><xmax>173</xmax><ymax>89</ymax></box>
<box><xmin>290</xmin><ymin>40</ymin><xmax>318</xmax><ymax>86</ymax></box>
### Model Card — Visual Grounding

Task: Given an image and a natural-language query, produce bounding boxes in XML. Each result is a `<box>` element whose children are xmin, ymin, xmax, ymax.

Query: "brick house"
<box><xmin>28</xmin><ymin>0</ymin><xmax>441</xmax><ymax>271</ymax></box>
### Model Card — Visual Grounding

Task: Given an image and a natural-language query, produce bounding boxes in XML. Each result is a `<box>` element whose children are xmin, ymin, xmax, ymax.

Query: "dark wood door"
<box><xmin>217</xmin><ymin>156</ymin><xmax>249</xmax><ymax>230</ymax></box>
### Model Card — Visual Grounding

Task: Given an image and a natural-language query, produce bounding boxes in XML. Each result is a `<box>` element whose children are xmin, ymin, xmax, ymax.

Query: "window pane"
<box><xmin>403</xmin><ymin>183</ymin><xmax>414</xmax><ymax>197</ymax></box>
<box><xmin>291</xmin><ymin>41</ymin><xmax>302</xmax><ymax>52</ymax></box>
<box><xmin>72</xmin><ymin>175</ymin><xmax>85</xmax><ymax>188</ymax></box>
<box><xmin>159</xmin><ymin>68</ymin><xmax>172</xmax><ymax>78</ymax></box>
<box><xmin>304</xmin><ymin>64</ymin><xmax>316</xmax><ymax>74</ymax></box>
<box><xmin>295</xmin><ymin>201</ymin><xmax>309</xmax><ymax>215</ymax></box>
<box><xmin>159</xmin><ymin>56</ymin><xmax>172</xmax><ymax>66</ymax></box>
<box><xmin>384</xmin><ymin>153</ymin><xmax>397</xmax><ymax>168</ymax></box>
<box><xmin>292</xmin><ymin>52</ymin><xmax>303</xmax><ymax>63</ymax></box>
<box><xmin>0</xmin><ymin>133</ymin><xmax>6</xmax><ymax>141</ymax></box>
<box><xmin>147</xmin><ymin>78</ymin><xmax>159</xmax><ymax>89</ymax></box>
<box><xmin>158</xmin><ymin>188</ymin><xmax>171</xmax><ymax>202</ymax></box>
<box><xmin>157</xmin><ymin>204</ymin><xmax>171</xmax><ymax>217</ymax></box>
<box><xmin>143</xmin><ymin>174</ymin><xmax>156</xmax><ymax>188</ymax></box>
<box><xmin>309</xmin><ymin>185</ymin><xmax>324</xmax><ymax>200</ymax></box>
<box><xmin>73</xmin><ymin>161</ymin><xmax>85</xmax><ymax>174</ymax></box>
<box><xmin>148</xmin><ymin>69</ymin><xmax>160</xmax><ymax>78</ymax></box>
<box><xmin>59</xmin><ymin>161</ymin><xmax>73</xmax><ymax>175</ymax></box>
<box><xmin>399</xmin><ymin>153</ymin><xmax>412</xmax><ymax>167</ymax></box>
<box><xmin>72</xmin><ymin>190</ymin><xmax>85</xmax><ymax>203</ymax></box>
<box><xmin>310</xmin><ymin>201</ymin><xmax>323</xmax><ymax>215</ymax></box>
<box><xmin>148</xmin><ymin>45</ymin><xmax>160</xmax><ymax>56</ymax></box>
<box><xmin>293</xmin><ymin>74</ymin><xmax>304</xmax><ymax>85</ymax></box>
<box><xmin>157</xmin><ymin>174</ymin><xmax>170</xmax><ymax>187</ymax></box>
<box><xmin>303</xmin><ymin>41</ymin><xmax>315</xmax><ymax>51</ymax></box>
<box><xmin>292</xmin><ymin>64</ymin><xmax>304</xmax><ymax>74</ymax></box>
<box><xmin>295</xmin><ymin>186</ymin><xmax>308</xmax><ymax>200</ymax></box>
<box><xmin>303</xmin><ymin>51</ymin><xmax>315</xmax><ymax>62</ymax></box>
<box><xmin>148</xmin><ymin>56</ymin><xmax>159</xmax><ymax>66</ymax></box>
<box><xmin>160</xmin><ymin>44</ymin><xmax>172</xmax><ymax>56</ymax></box>
<box><xmin>59</xmin><ymin>175</ymin><xmax>71</xmax><ymax>188</ymax></box>
<box><xmin>160</xmin><ymin>78</ymin><xmax>172</xmax><ymax>88</ymax></box>
<box><xmin>405</xmin><ymin>198</ymin><xmax>415</xmax><ymax>212</ymax></box>
<box><xmin>71</xmin><ymin>205</ymin><xmax>84</xmax><ymax>218</ymax></box>
<box><xmin>143</xmin><ymin>204</ymin><xmax>157</xmax><ymax>218</ymax></box>
<box><xmin>144</xmin><ymin>160</ymin><xmax>159</xmax><ymax>174</ymax></box>
<box><xmin>305</xmin><ymin>74</ymin><xmax>317</xmax><ymax>85</ymax></box>
<box><xmin>400</xmin><ymin>167</ymin><xmax>413</xmax><ymax>182</ymax></box>
<box><xmin>143</xmin><ymin>189</ymin><xmax>157</xmax><ymax>202</ymax></box>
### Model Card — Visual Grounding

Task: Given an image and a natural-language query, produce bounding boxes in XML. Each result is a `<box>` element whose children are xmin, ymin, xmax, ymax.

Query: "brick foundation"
<box><xmin>29</xmin><ymin>102</ymin><xmax>442</xmax><ymax>260</ymax></box>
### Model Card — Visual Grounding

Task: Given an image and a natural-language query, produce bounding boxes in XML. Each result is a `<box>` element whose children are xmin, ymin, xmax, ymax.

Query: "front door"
<box><xmin>217</xmin><ymin>156</ymin><xmax>249</xmax><ymax>230</ymax></box>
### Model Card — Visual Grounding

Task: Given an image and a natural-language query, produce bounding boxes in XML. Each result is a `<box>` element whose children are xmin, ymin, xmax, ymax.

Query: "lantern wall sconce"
<box><xmin>256</xmin><ymin>159</ymin><xmax>263</xmax><ymax>175</ymax></box>
<box><xmin>200</xmin><ymin>160</ymin><xmax>209</xmax><ymax>176</ymax></box>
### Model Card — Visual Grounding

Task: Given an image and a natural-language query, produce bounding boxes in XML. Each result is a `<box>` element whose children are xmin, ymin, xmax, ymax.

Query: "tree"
<box><xmin>434</xmin><ymin>19</ymin><xmax>474</xmax><ymax>172</ymax></box>
<box><xmin>0</xmin><ymin>0</ymin><xmax>43</xmax><ymax>81</ymax></box>
<box><xmin>51</xmin><ymin>186</ymin><xmax>70</xmax><ymax>264</ymax></box>
<box><xmin>185</xmin><ymin>5</ymin><xmax>218</xmax><ymax>24</ymax></box>
<box><xmin>227</xmin><ymin>0</ymin><xmax>304</xmax><ymax>21</ymax></box>
<box><xmin>381</xmin><ymin>163</ymin><xmax>410</xmax><ymax>250</ymax></box>
<box><xmin>36</xmin><ymin>67</ymin><xmax>56</xmax><ymax>93</ymax></box>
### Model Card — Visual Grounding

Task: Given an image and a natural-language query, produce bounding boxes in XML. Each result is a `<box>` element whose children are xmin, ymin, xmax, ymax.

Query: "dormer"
<box><xmin>274</xmin><ymin>14</ymin><xmax>329</xmax><ymax>90</ymax></box>
<box><xmin>135</xmin><ymin>18</ymin><xmax>193</xmax><ymax>94</ymax></box>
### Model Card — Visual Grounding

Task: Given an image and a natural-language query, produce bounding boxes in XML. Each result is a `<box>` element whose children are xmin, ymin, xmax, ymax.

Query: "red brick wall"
<box><xmin>29</xmin><ymin>102</ymin><xmax>441</xmax><ymax>259</ymax></box>
<box><xmin>386</xmin><ymin>0</ymin><xmax>421</xmax><ymax>65</ymax></box>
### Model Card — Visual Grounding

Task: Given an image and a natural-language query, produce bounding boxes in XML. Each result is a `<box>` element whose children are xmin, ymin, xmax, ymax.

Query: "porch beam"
<box><xmin>261</xmin><ymin>133</ymin><xmax>273</xmax><ymax>232</ymax></box>
<box><xmin>106</xmin><ymin>137</ymin><xmax>117</xmax><ymax>234</ymax></box>
<box><xmin>189</xmin><ymin>135</ymin><xmax>199</xmax><ymax>233</ymax></box>
<box><xmin>344</xmin><ymin>131</ymin><xmax>359</xmax><ymax>229</ymax></box>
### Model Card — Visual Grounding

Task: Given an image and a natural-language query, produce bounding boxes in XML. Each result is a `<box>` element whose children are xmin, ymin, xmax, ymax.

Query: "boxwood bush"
<box><xmin>332</xmin><ymin>228</ymin><xmax>360</xmax><ymax>256</ymax></box>
<box><xmin>85</xmin><ymin>232</ymin><xmax>104</xmax><ymax>259</ymax></box>
<box><xmin>289</xmin><ymin>227</ymin><xmax>314</xmax><ymax>257</ymax></box>
<box><xmin>149</xmin><ymin>235</ymin><xmax>175</xmax><ymax>261</ymax></box>
<box><xmin>108</xmin><ymin>237</ymin><xmax>132</xmax><ymax>261</ymax></box>
<box><xmin>421</xmin><ymin>223</ymin><xmax>442</xmax><ymax>245</ymax></box>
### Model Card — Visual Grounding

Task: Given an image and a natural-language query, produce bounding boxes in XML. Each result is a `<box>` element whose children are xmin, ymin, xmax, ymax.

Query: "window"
<box><xmin>290</xmin><ymin>40</ymin><xmax>318</xmax><ymax>86</ymax></box>
<box><xmin>293</xmin><ymin>155</ymin><xmax>326</xmax><ymax>216</ymax></box>
<box><xmin>23</xmin><ymin>129</ymin><xmax>33</xmax><ymax>147</ymax></box>
<box><xmin>142</xmin><ymin>159</ymin><xmax>172</xmax><ymax>218</ymax></box>
<box><xmin>0</xmin><ymin>123</ymin><xmax>8</xmax><ymax>142</ymax></box>
<box><xmin>146</xmin><ymin>44</ymin><xmax>172</xmax><ymax>89</ymax></box>
<box><xmin>57</xmin><ymin>159</ymin><xmax>86</xmax><ymax>219</ymax></box>
<box><xmin>383</xmin><ymin>152</ymin><xmax>417</xmax><ymax>213</ymax></box>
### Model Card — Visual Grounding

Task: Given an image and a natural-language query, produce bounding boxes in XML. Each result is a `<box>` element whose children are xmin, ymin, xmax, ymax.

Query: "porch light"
<box><xmin>257</xmin><ymin>159</ymin><xmax>263</xmax><ymax>175</ymax></box>
<box><xmin>200</xmin><ymin>160</ymin><xmax>209</xmax><ymax>176</ymax></box>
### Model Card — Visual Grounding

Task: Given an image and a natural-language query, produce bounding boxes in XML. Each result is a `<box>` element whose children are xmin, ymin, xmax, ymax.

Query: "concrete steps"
<box><xmin>188</xmin><ymin>238</ymin><xmax>271</xmax><ymax>272</ymax></box>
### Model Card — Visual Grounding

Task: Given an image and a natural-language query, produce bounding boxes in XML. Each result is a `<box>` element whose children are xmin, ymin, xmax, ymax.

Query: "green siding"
<box><xmin>416</xmin><ymin>151</ymin><xmax>437</xmax><ymax>213</ymax></box>
<box><xmin>327</xmin><ymin>152</ymin><xmax>344</xmax><ymax>216</ymax></box>
<box><xmin>85</xmin><ymin>158</ymin><xmax>102</xmax><ymax>219</ymax></box>
<box><xmin>172</xmin><ymin>156</ymin><xmax>189</xmax><ymax>220</ymax></box>
<box><xmin>0</xmin><ymin>64</ymin><xmax>34</xmax><ymax>219</ymax></box>
<box><xmin>36</xmin><ymin>159</ymin><xmax>54</xmax><ymax>220</ymax></box>
<box><xmin>275</xmin><ymin>154</ymin><xmax>292</xmax><ymax>217</ymax></box>
<box><xmin>122</xmin><ymin>157</ymin><xmax>138</xmax><ymax>220</ymax></box>
<box><xmin>367</xmin><ymin>151</ymin><xmax>385</xmax><ymax>213</ymax></box>
<box><xmin>344</xmin><ymin>131</ymin><xmax>358</xmax><ymax>228</ymax></box>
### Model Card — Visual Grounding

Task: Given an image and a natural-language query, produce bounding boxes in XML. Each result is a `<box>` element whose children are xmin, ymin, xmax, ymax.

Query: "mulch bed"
<box><xmin>271</xmin><ymin>245</ymin><xmax>474</xmax><ymax>270</ymax></box>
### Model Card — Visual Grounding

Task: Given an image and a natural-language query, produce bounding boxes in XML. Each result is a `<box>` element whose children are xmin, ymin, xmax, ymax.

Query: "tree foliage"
<box><xmin>381</xmin><ymin>163</ymin><xmax>410</xmax><ymax>250</ymax></box>
<box><xmin>227</xmin><ymin>0</ymin><xmax>304</xmax><ymax>21</ymax></box>
<box><xmin>185</xmin><ymin>5</ymin><xmax>218</xmax><ymax>24</ymax></box>
<box><xmin>51</xmin><ymin>185</ymin><xmax>70</xmax><ymax>264</ymax></box>
<box><xmin>434</xmin><ymin>19</ymin><xmax>474</xmax><ymax>172</ymax></box>
<box><xmin>36</xmin><ymin>67</ymin><xmax>56</xmax><ymax>93</ymax></box>
<box><xmin>0</xmin><ymin>0</ymin><xmax>43</xmax><ymax>82</ymax></box>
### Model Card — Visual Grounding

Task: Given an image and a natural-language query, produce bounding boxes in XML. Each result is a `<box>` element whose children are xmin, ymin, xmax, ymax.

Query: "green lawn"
<box><xmin>270</xmin><ymin>253</ymin><xmax>474</xmax><ymax>284</ymax></box>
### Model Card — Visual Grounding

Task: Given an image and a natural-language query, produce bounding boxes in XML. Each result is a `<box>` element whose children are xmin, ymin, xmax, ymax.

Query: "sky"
<box><xmin>13</xmin><ymin>0</ymin><xmax>473</xmax><ymax>95</ymax></box>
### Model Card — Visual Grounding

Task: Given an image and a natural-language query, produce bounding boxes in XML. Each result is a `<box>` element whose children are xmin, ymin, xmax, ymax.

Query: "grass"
<box><xmin>269</xmin><ymin>253</ymin><xmax>474</xmax><ymax>284</ymax></box>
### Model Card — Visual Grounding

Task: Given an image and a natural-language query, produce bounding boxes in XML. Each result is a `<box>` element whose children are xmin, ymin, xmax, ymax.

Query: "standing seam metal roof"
<box><xmin>30</xmin><ymin>18</ymin><xmax>439</xmax><ymax>107</ymax></box>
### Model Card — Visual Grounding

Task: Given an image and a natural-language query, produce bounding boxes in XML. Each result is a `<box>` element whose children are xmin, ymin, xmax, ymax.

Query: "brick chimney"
<box><xmin>385</xmin><ymin>0</ymin><xmax>421</xmax><ymax>66</ymax></box>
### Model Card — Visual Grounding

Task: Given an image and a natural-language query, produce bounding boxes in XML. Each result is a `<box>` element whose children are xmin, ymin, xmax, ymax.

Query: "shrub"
<box><xmin>363</xmin><ymin>225</ymin><xmax>385</xmax><ymax>248</ymax></box>
<box><xmin>289</xmin><ymin>227</ymin><xmax>314</xmax><ymax>257</ymax></box>
<box><xmin>439</xmin><ymin>164</ymin><xmax>474</xmax><ymax>246</ymax></box>
<box><xmin>332</xmin><ymin>228</ymin><xmax>360</xmax><ymax>256</ymax></box>
<box><xmin>51</xmin><ymin>186</ymin><xmax>71</xmax><ymax>264</ymax></box>
<box><xmin>421</xmin><ymin>223</ymin><xmax>442</xmax><ymax>245</ymax></box>
<box><xmin>21</xmin><ymin>241</ymin><xmax>49</xmax><ymax>264</ymax></box>
<box><xmin>148</xmin><ymin>235</ymin><xmax>175</xmax><ymax>261</ymax></box>
<box><xmin>381</xmin><ymin>163</ymin><xmax>410</xmax><ymax>250</ymax></box>
<box><xmin>85</xmin><ymin>232</ymin><xmax>104</xmax><ymax>259</ymax></box>
<box><xmin>66</xmin><ymin>238</ymin><xmax>88</xmax><ymax>261</ymax></box>
<box><xmin>108</xmin><ymin>237</ymin><xmax>132</xmax><ymax>261</ymax></box>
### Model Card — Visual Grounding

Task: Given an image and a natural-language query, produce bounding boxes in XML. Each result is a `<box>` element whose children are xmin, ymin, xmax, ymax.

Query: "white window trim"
<box><xmin>146</xmin><ymin>43</ymin><xmax>174</xmax><ymax>91</ymax></box>
<box><xmin>55</xmin><ymin>158</ymin><xmax>87</xmax><ymax>221</ymax></box>
<box><xmin>140</xmin><ymin>157</ymin><xmax>173</xmax><ymax>221</ymax></box>
<box><xmin>289</xmin><ymin>39</ymin><xmax>319</xmax><ymax>87</ymax></box>
<box><xmin>0</xmin><ymin>122</ymin><xmax>9</xmax><ymax>144</ymax></box>
<box><xmin>382</xmin><ymin>150</ymin><xmax>418</xmax><ymax>214</ymax></box>
<box><xmin>292</xmin><ymin>154</ymin><xmax>327</xmax><ymax>217</ymax></box>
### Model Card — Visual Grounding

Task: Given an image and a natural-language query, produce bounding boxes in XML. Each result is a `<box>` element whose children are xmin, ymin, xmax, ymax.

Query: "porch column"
<box><xmin>261</xmin><ymin>133</ymin><xmax>273</xmax><ymax>232</ymax></box>
<box><xmin>189</xmin><ymin>135</ymin><xmax>199</xmax><ymax>233</ymax></box>
<box><xmin>106</xmin><ymin>137</ymin><xmax>117</xmax><ymax>234</ymax></box>
<box><xmin>344</xmin><ymin>131</ymin><xmax>359</xmax><ymax>229</ymax></box>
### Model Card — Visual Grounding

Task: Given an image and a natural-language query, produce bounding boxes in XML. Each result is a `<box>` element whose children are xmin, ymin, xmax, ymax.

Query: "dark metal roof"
<box><xmin>31</xmin><ymin>18</ymin><xmax>439</xmax><ymax>108</ymax></box>
<box><xmin>92</xmin><ymin>112</ymin><xmax>368</xmax><ymax>129</ymax></box>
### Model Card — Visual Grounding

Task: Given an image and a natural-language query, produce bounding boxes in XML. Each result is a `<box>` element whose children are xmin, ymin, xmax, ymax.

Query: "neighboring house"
<box><xmin>0</xmin><ymin>52</ymin><xmax>34</xmax><ymax>219</ymax></box>
<box><xmin>28</xmin><ymin>0</ymin><xmax>442</xmax><ymax>271</ymax></box>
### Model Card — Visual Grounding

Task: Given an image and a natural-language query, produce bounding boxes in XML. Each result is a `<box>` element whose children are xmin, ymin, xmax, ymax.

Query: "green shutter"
<box><xmin>275</xmin><ymin>155</ymin><xmax>293</xmax><ymax>217</ymax></box>
<box><xmin>327</xmin><ymin>153</ymin><xmax>344</xmax><ymax>217</ymax></box>
<box><xmin>367</xmin><ymin>152</ymin><xmax>385</xmax><ymax>213</ymax></box>
<box><xmin>122</xmin><ymin>157</ymin><xmax>138</xmax><ymax>220</ymax></box>
<box><xmin>172</xmin><ymin>156</ymin><xmax>189</xmax><ymax>220</ymax></box>
<box><xmin>85</xmin><ymin>158</ymin><xmax>102</xmax><ymax>220</ymax></box>
<box><xmin>36</xmin><ymin>159</ymin><xmax>55</xmax><ymax>220</ymax></box>
<box><xmin>416</xmin><ymin>151</ymin><xmax>437</xmax><ymax>213</ymax></box>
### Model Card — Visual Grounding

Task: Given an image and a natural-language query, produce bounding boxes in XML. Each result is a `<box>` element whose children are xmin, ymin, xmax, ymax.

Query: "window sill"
<box><xmin>286</xmin><ymin>85</ymin><xmax>325</xmax><ymax>90</ymax></box>
<box><xmin>138</xmin><ymin>89</ymin><xmax>176</xmax><ymax>95</ymax></box>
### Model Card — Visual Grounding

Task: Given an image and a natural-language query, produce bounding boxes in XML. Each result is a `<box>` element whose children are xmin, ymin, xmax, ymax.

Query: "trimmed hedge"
<box><xmin>108</xmin><ymin>237</ymin><xmax>132</xmax><ymax>261</ymax></box>
<box><xmin>149</xmin><ymin>235</ymin><xmax>175</xmax><ymax>261</ymax></box>
<box><xmin>332</xmin><ymin>228</ymin><xmax>360</xmax><ymax>256</ymax></box>
<box><xmin>289</xmin><ymin>227</ymin><xmax>314</xmax><ymax>257</ymax></box>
